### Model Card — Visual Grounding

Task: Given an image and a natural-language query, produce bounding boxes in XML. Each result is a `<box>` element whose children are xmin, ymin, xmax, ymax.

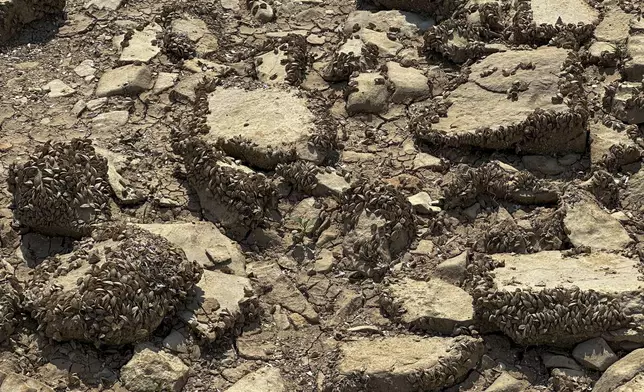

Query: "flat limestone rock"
<box><xmin>344</xmin><ymin>10</ymin><xmax>434</xmax><ymax>38</ymax></box>
<box><xmin>563</xmin><ymin>190</ymin><xmax>632</xmax><ymax>251</ymax></box>
<box><xmin>624</xmin><ymin>34</ymin><xmax>644</xmax><ymax>82</ymax></box>
<box><xmin>205</xmin><ymin>88</ymin><xmax>319</xmax><ymax>169</ymax></box>
<box><xmin>119</xmin><ymin>23</ymin><xmax>162</xmax><ymax>64</ymax></box>
<box><xmin>424</xmin><ymin>47</ymin><xmax>587</xmax><ymax>154</ymax></box>
<box><xmin>95</xmin><ymin>65</ymin><xmax>153</xmax><ymax>97</ymax></box>
<box><xmin>593</xmin><ymin>348</ymin><xmax>644</xmax><ymax>392</ymax></box>
<box><xmin>623</xmin><ymin>170</ymin><xmax>644</xmax><ymax>212</ymax></box>
<box><xmin>120</xmin><ymin>348</ymin><xmax>189</xmax><ymax>392</ymax></box>
<box><xmin>138</xmin><ymin>222</ymin><xmax>246</xmax><ymax>275</ymax></box>
<box><xmin>384</xmin><ymin>278</ymin><xmax>474</xmax><ymax>333</ymax></box>
<box><xmin>593</xmin><ymin>7</ymin><xmax>631</xmax><ymax>43</ymax></box>
<box><xmin>225</xmin><ymin>367</ymin><xmax>287</xmax><ymax>392</ymax></box>
<box><xmin>478</xmin><ymin>251</ymin><xmax>644</xmax><ymax>345</ymax></box>
<box><xmin>332</xmin><ymin>335</ymin><xmax>483</xmax><ymax>392</ymax></box>
<box><xmin>179</xmin><ymin>270</ymin><xmax>256</xmax><ymax>342</ymax></box>
<box><xmin>589</xmin><ymin>122</ymin><xmax>640</xmax><ymax>168</ymax></box>
<box><xmin>529</xmin><ymin>0</ymin><xmax>599</xmax><ymax>27</ymax></box>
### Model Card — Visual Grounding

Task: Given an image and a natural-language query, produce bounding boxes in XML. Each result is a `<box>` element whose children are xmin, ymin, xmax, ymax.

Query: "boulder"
<box><xmin>417</xmin><ymin>47</ymin><xmax>587</xmax><ymax>154</ymax></box>
<box><xmin>95</xmin><ymin>65</ymin><xmax>153</xmax><ymax>97</ymax></box>
<box><xmin>120</xmin><ymin>348</ymin><xmax>189</xmax><ymax>392</ymax></box>
<box><xmin>593</xmin><ymin>348</ymin><xmax>644</xmax><ymax>392</ymax></box>
<box><xmin>382</xmin><ymin>278</ymin><xmax>474</xmax><ymax>334</ymax></box>
<box><xmin>330</xmin><ymin>335</ymin><xmax>483</xmax><ymax>391</ymax></box>
<box><xmin>225</xmin><ymin>367</ymin><xmax>286</xmax><ymax>392</ymax></box>
<box><xmin>386</xmin><ymin>62</ymin><xmax>430</xmax><ymax>103</ymax></box>
<box><xmin>473</xmin><ymin>251</ymin><xmax>644</xmax><ymax>346</ymax></box>
<box><xmin>572</xmin><ymin>337</ymin><xmax>618</xmax><ymax>371</ymax></box>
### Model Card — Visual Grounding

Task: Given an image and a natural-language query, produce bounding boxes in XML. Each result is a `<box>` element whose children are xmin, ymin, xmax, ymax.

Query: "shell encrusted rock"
<box><xmin>26</xmin><ymin>224</ymin><xmax>203</xmax><ymax>345</ymax></box>
<box><xmin>174</xmin><ymin>136</ymin><xmax>278</xmax><ymax>236</ymax></box>
<box><xmin>8</xmin><ymin>139</ymin><xmax>111</xmax><ymax>238</ymax></box>
<box><xmin>0</xmin><ymin>261</ymin><xmax>21</xmax><ymax>343</ymax></box>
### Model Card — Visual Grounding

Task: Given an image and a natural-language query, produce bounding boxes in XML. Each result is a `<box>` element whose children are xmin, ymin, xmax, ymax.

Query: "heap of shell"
<box><xmin>0</xmin><ymin>261</ymin><xmax>21</xmax><ymax>343</ymax></box>
<box><xmin>26</xmin><ymin>224</ymin><xmax>203</xmax><ymax>345</ymax></box>
<box><xmin>581</xmin><ymin>170</ymin><xmax>620</xmax><ymax>209</ymax></box>
<box><xmin>276</xmin><ymin>161</ymin><xmax>320</xmax><ymax>194</ymax></box>
<box><xmin>174</xmin><ymin>137</ymin><xmax>278</xmax><ymax>235</ymax></box>
<box><xmin>442</xmin><ymin>162</ymin><xmax>559</xmax><ymax>209</ymax></box>
<box><xmin>603</xmin><ymin>81</ymin><xmax>644</xmax><ymax>123</ymax></box>
<box><xmin>162</xmin><ymin>31</ymin><xmax>196</xmax><ymax>62</ymax></box>
<box><xmin>330</xmin><ymin>335</ymin><xmax>484</xmax><ymax>391</ymax></box>
<box><xmin>423</xmin><ymin>19</ymin><xmax>487</xmax><ymax>64</ymax></box>
<box><xmin>339</xmin><ymin>179</ymin><xmax>416</xmax><ymax>278</ymax></box>
<box><xmin>275</xmin><ymin>33</ymin><xmax>310</xmax><ymax>86</ymax></box>
<box><xmin>466</xmin><ymin>255</ymin><xmax>631</xmax><ymax>346</ymax></box>
<box><xmin>321</xmin><ymin>38</ymin><xmax>378</xmax><ymax>82</ymax></box>
<box><xmin>8</xmin><ymin>139</ymin><xmax>111</xmax><ymax>238</ymax></box>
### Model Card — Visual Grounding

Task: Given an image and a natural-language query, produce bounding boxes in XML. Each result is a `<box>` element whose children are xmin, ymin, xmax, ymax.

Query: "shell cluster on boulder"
<box><xmin>26</xmin><ymin>224</ymin><xmax>203</xmax><ymax>345</ymax></box>
<box><xmin>8</xmin><ymin>139</ymin><xmax>112</xmax><ymax>238</ymax></box>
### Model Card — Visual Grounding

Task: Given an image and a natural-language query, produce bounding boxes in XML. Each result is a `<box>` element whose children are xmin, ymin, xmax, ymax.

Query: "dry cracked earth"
<box><xmin>2</xmin><ymin>0</ymin><xmax>644</xmax><ymax>391</ymax></box>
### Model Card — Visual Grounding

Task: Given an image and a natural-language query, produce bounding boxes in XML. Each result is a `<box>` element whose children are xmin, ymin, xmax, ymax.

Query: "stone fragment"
<box><xmin>119</xmin><ymin>23</ymin><xmax>162</xmax><ymax>64</ymax></box>
<box><xmin>435</xmin><ymin>252</ymin><xmax>467</xmax><ymax>285</ymax></box>
<box><xmin>484</xmin><ymin>372</ymin><xmax>530</xmax><ymax>392</ymax></box>
<box><xmin>92</xmin><ymin>110</ymin><xmax>129</xmax><ymax>132</ymax></box>
<box><xmin>588</xmin><ymin>41</ymin><xmax>618</xmax><ymax>64</ymax></box>
<box><xmin>386</xmin><ymin>62</ymin><xmax>430</xmax><ymax>103</ymax></box>
<box><xmin>170</xmin><ymin>72</ymin><xmax>218</xmax><ymax>103</ymax></box>
<box><xmin>529</xmin><ymin>0</ymin><xmax>599</xmax><ymax>27</ymax></box>
<box><xmin>225</xmin><ymin>367</ymin><xmax>286</xmax><ymax>392</ymax></box>
<box><xmin>370</xmin><ymin>0</ymin><xmax>461</xmax><ymax>18</ymax></box>
<box><xmin>623</xmin><ymin>170</ymin><xmax>644</xmax><ymax>212</ymax></box>
<box><xmin>138</xmin><ymin>222</ymin><xmax>246</xmax><ymax>275</ymax></box>
<box><xmin>411</xmin><ymin>239</ymin><xmax>434</xmax><ymax>255</ymax></box>
<box><xmin>120</xmin><ymin>348</ymin><xmax>189</xmax><ymax>392</ymax></box>
<box><xmin>250</xmin><ymin>0</ymin><xmax>274</xmax><ymax>23</ymax></box>
<box><xmin>94</xmin><ymin>147</ymin><xmax>144</xmax><ymax>205</ymax></box>
<box><xmin>346</xmin><ymin>73</ymin><xmax>390</xmax><ymax>115</ymax></box>
<box><xmin>477</xmin><ymin>251</ymin><xmax>643</xmax><ymax>345</ymax></box>
<box><xmin>43</xmin><ymin>79</ymin><xmax>75</xmax><ymax>98</ymax></box>
<box><xmin>408</xmin><ymin>192</ymin><xmax>434</xmax><ymax>214</ymax></box>
<box><xmin>413</xmin><ymin>152</ymin><xmax>443</xmax><ymax>170</ymax></box>
<box><xmin>608</xmin><ymin>82</ymin><xmax>644</xmax><ymax>124</ymax></box>
<box><xmin>0</xmin><ymin>368</ymin><xmax>54</xmax><ymax>392</ymax></box>
<box><xmin>589</xmin><ymin>122</ymin><xmax>641</xmax><ymax>169</ymax></box>
<box><xmin>205</xmin><ymin>88</ymin><xmax>324</xmax><ymax>169</ymax></box>
<box><xmin>594</xmin><ymin>8</ymin><xmax>631</xmax><ymax>43</ymax></box>
<box><xmin>314</xmin><ymin>249</ymin><xmax>335</xmax><ymax>273</ymax></box>
<box><xmin>179</xmin><ymin>270</ymin><xmax>256</xmax><ymax>342</ymax></box>
<box><xmin>182</xmin><ymin>58</ymin><xmax>229</xmax><ymax>74</ymax></box>
<box><xmin>74</xmin><ymin>60</ymin><xmax>96</xmax><ymax>78</ymax></box>
<box><xmin>593</xmin><ymin>348</ymin><xmax>644</xmax><ymax>392</ymax></box>
<box><xmin>383</xmin><ymin>278</ymin><xmax>474</xmax><ymax>333</ymax></box>
<box><xmin>541</xmin><ymin>353</ymin><xmax>582</xmax><ymax>370</ymax></box>
<box><xmin>255</xmin><ymin>49</ymin><xmax>289</xmax><ymax>85</ymax></box>
<box><xmin>153</xmin><ymin>72</ymin><xmax>178</xmax><ymax>94</ymax></box>
<box><xmin>572</xmin><ymin>337</ymin><xmax>618</xmax><ymax>371</ymax></box>
<box><xmin>522</xmin><ymin>155</ymin><xmax>564</xmax><ymax>175</ymax></box>
<box><xmin>344</xmin><ymin>10</ymin><xmax>434</xmax><ymax>38</ymax></box>
<box><xmin>331</xmin><ymin>335</ymin><xmax>483</xmax><ymax>392</ymax></box>
<box><xmin>95</xmin><ymin>65</ymin><xmax>153</xmax><ymax>97</ymax></box>
<box><xmin>358</xmin><ymin>29</ymin><xmax>403</xmax><ymax>56</ymax></box>
<box><xmin>252</xmin><ymin>263</ymin><xmax>319</xmax><ymax>324</ymax></box>
<box><xmin>58</xmin><ymin>13</ymin><xmax>93</xmax><ymax>37</ymax></box>
<box><xmin>625</xmin><ymin>34</ymin><xmax>644</xmax><ymax>82</ymax></box>
<box><xmin>221</xmin><ymin>0</ymin><xmax>240</xmax><ymax>11</ymax></box>
<box><xmin>86</xmin><ymin>98</ymin><xmax>107</xmax><ymax>111</ymax></box>
<box><xmin>563</xmin><ymin>190</ymin><xmax>632</xmax><ymax>251</ymax></box>
<box><xmin>85</xmin><ymin>0</ymin><xmax>123</xmax><ymax>10</ymax></box>
<box><xmin>419</xmin><ymin>47</ymin><xmax>587</xmax><ymax>154</ymax></box>
<box><xmin>163</xmin><ymin>330</ymin><xmax>189</xmax><ymax>354</ymax></box>
<box><xmin>313</xmin><ymin>172</ymin><xmax>350</xmax><ymax>197</ymax></box>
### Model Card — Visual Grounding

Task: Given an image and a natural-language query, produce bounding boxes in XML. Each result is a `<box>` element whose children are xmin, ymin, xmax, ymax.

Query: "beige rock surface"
<box><xmin>120</xmin><ymin>348</ymin><xmax>189</xmax><ymax>392</ymax></box>
<box><xmin>225</xmin><ymin>367</ymin><xmax>286</xmax><ymax>392</ymax></box>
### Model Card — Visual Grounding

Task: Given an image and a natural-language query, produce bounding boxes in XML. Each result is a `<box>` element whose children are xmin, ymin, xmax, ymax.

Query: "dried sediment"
<box><xmin>467</xmin><ymin>251</ymin><xmax>639</xmax><ymax>346</ymax></box>
<box><xmin>0</xmin><ymin>261</ymin><xmax>21</xmax><ymax>343</ymax></box>
<box><xmin>174</xmin><ymin>137</ymin><xmax>278</xmax><ymax>239</ymax></box>
<box><xmin>8</xmin><ymin>139</ymin><xmax>111</xmax><ymax>238</ymax></box>
<box><xmin>413</xmin><ymin>48</ymin><xmax>590</xmax><ymax>154</ymax></box>
<box><xmin>0</xmin><ymin>0</ymin><xmax>66</xmax><ymax>43</ymax></box>
<box><xmin>339</xmin><ymin>179</ymin><xmax>416</xmax><ymax>278</ymax></box>
<box><xmin>442</xmin><ymin>162</ymin><xmax>560</xmax><ymax>209</ymax></box>
<box><xmin>26</xmin><ymin>224</ymin><xmax>203</xmax><ymax>345</ymax></box>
